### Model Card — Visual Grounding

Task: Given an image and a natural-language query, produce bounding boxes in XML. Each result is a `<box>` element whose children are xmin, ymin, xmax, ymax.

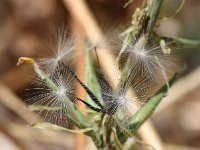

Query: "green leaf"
<box><xmin>84</xmin><ymin>43</ymin><xmax>103</xmax><ymax>108</ymax></box>
<box><xmin>127</xmin><ymin>68</ymin><xmax>183</xmax><ymax>132</ymax></box>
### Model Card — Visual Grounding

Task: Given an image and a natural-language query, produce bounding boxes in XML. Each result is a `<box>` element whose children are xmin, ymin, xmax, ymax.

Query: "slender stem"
<box><xmin>164</xmin><ymin>37</ymin><xmax>200</xmax><ymax>49</ymax></box>
<box><xmin>146</xmin><ymin>0</ymin><xmax>164</xmax><ymax>32</ymax></box>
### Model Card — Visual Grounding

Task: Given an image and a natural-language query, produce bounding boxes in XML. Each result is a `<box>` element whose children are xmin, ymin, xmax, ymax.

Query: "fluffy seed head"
<box><xmin>36</xmin><ymin>27</ymin><xmax>76</xmax><ymax>75</ymax></box>
<box><xmin>105</xmin><ymin>32</ymin><xmax>181</xmax><ymax>100</ymax></box>
<box><xmin>97</xmin><ymin>73</ymin><xmax>144</xmax><ymax>127</ymax></box>
<box><xmin>27</xmin><ymin>61</ymin><xmax>76</xmax><ymax>127</ymax></box>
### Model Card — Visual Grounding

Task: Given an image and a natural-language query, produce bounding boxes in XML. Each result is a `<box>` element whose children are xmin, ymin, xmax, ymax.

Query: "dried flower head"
<box><xmin>36</xmin><ymin>27</ymin><xmax>76</xmax><ymax>75</ymax></box>
<box><xmin>100</xmin><ymin>31</ymin><xmax>181</xmax><ymax>100</ymax></box>
<box><xmin>26</xmin><ymin>62</ymin><xmax>76</xmax><ymax>127</ymax></box>
<box><xmin>20</xmin><ymin>27</ymin><xmax>79</xmax><ymax>127</ymax></box>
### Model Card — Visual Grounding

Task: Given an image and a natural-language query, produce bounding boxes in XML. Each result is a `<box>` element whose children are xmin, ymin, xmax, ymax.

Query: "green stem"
<box><xmin>164</xmin><ymin>37</ymin><xmax>200</xmax><ymax>49</ymax></box>
<box><xmin>146</xmin><ymin>0</ymin><xmax>164</xmax><ymax>32</ymax></box>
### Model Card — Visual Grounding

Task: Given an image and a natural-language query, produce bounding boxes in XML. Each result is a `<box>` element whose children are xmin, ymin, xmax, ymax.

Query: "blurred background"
<box><xmin>0</xmin><ymin>0</ymin><xmax>200</xmax><ymax>149</ymax></box>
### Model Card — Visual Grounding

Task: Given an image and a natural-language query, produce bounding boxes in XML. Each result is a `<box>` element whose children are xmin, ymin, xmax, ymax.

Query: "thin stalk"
<box><xmin>164</xmin><ymin>37</ymin><xmax>200</xmax><ymax>49</ymax></box>
<box><xmin>146</xmin><ymin>0</ymin><xmax>164</xmax><ymax>32</ymax></box>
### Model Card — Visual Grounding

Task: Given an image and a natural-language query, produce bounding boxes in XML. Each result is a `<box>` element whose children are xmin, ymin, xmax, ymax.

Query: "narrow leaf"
<box><xmin>128</xmin><ymin>69</ymin><xmax>183</xmax><ymax>132</ymax></box>
<box><xmin>32</xmin><ymin>122</ymin><xmax>92</xmax><ymax>133</ymax></box>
